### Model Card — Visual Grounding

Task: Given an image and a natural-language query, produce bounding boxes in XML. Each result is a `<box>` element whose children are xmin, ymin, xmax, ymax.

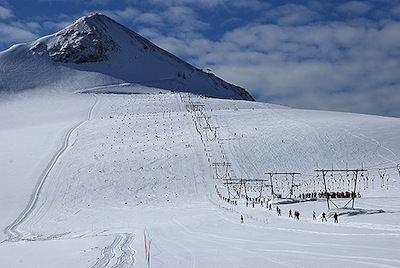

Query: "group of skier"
<box><xmin>321</xmin><ymin>211</ymin><xmax>339</xmax><ymax>223</ymax></box>
<box><xmin>288</xmin><ymin>209</ymin><xmax>300</xmax><ymax>220</ymax></box>
<box><xmin>241</xmin><ymin>206</ymin><xmax>340</xmax><ymax>224</ymax></box>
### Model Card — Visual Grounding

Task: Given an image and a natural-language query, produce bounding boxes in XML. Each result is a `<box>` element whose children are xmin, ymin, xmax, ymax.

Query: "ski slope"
<box><xmin>0</xmin><ymin>85</ymin><xmax>400</xmax><ymax>267</ymax></box>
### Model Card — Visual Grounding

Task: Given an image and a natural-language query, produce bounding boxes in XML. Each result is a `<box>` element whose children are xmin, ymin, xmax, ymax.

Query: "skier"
<box><xmin>241</xmin><ymin>214</ymin><xmax>244</xmax><ymax>224</ymax></box>
<box><xmin>268</xmin><ymin>200</ymin><xmax>272</xmax><ymax>210</ymax></box>
<box><xmin>333</xmin><ymin>212</ymin><xmax>339</xmax><ymax>223</ymax></box>
<box><xmin>322</xmin><ymin>212</ymin><xmax>327</xmax><ymax>222</ymax></box>
<box><xmin>289</xmin><ymin>209</ymin><xmax>293</xmax><ymax>218</ymax></box>
<box><xmin>295</xmin><ymin>210</ymin><xmax>300</xmax><ymax>220</ymax></box>
<box><xmin>278</xmin><ymin>207</ymin><xmax>281</xmax><ymax>216</ymax></box>
<box><xmin>313</xmin><ymin>210</ymin><xmax>316</xmax><ymax>220</ymax></box>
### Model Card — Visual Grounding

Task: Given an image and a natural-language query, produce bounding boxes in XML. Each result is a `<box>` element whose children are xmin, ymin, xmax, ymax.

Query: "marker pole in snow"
<box><xmin>144</xmin><ymin>229</ymin><xmax>152</xmax><ymax>268</ymax></box>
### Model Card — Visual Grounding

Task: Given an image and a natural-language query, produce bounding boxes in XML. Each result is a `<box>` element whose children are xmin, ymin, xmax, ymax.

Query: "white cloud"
<box><xmin>264</xmin><ymin>4</ymin><xmax>320</xmax><ymax>26</ymax></box>
<box><xmin>97</xmin><ymin>7</ymin><xmax>140</xmax><ymax>22</ymax></box>
<box><xmin>147</xmin><ymin>0</ymin><xmax>226</xmax><ymax>8</ymax></box>
<box><xmin>42</xmin><ymin>20</ymin><xmax>72</xmax><ymax>32</ymax></box>
<box><xmin>86</xmin><ymin>0</ymin><xmax>112</xmax><ymax>5</ymax></box>
<box><xmin>0</xmin><ymin>23</ymin><xmax>38</xmax><ymax>48</ymax></box>
<box><xmin>0</xmin><ymin>5</ymin><xmax>14</xmax><ymax>19</ymax></box>
<box><xmin>391</xmin><ymin>4</ymin><xmax>400</xmax><ymax>19</ymax></box>
<box><xmin>146</xmin><ymin>0</ymin><xmax>270</xmax><ymax>10</ymax></box>
<box><xmin>39</xmin><ymin>0</ymin><xmax>112</xmax><ymax>5</ymax></box>
<box><xmin>337</xmin><ymin>1</ymin><xmax>371</xmax><ymax>15</ymax></box>
<box><xmin>135</xmin><ymin>12</ymin><xmax>163</xmax><ymax>25</ymax></box>
<box><xmin>230</xmin><ymin>0</ymin><xmax>270</xmax><ymax>10</ymax></box>
<box><xmin>153</xmin><ymin>17</ymin><xmax>399</xmax><ymax>117</ymax></box>
<box><xmin>162</xmin><ymin>6</ymin><xmax>209</xmax><ymax>36</ymax></box>
<box><xmin>99</xmin><ymin>6</ymin><xmax>208</xmax><ymax>41</ymax></box>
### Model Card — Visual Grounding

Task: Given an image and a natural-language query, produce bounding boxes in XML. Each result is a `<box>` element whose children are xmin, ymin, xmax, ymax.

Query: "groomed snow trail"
<box><xmin>4</xmin><ymin>95</ymin><xmax>99</xmax><ymax>242</ymax></box>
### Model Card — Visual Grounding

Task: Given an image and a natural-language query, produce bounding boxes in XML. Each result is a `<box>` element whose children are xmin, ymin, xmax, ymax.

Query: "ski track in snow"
<box><xmin>92</xmin><ymin>233</ymin><xmax>136</xmax><ymax>268</ymax></box>
<box><xmin>3</xmin><ymin>95</ymin><xmax>99</xmax><ymax>242</ymax></box>
<box><xmin>341</xmin><ymin>124</ymin><xmax>399</xmax><ymax>166</ymax></box>
<box><xmin>111</xmin><ymin>233</ymin><xmax>136</xmax><ymax>268</ymax></box>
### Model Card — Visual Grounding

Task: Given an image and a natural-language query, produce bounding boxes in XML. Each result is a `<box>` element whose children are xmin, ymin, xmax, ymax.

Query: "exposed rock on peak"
<box><xmin>31</xmin><ymin>13</ymin><xmax>120</xmax><ymax>63</ymax></box>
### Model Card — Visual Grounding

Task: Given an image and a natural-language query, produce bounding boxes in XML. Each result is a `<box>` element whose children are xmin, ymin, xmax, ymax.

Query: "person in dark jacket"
<box><xmin>333</xmin><ymin>212</ymin><xmax>339</xmax><ymax>223</ymax></box>
<box><xmin>322</xmin><ymin>212</ymin><xmax>327</xmax><ymax>222</ymax></box>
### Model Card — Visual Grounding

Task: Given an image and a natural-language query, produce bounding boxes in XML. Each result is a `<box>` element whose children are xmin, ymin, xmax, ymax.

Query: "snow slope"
<box><xmin>0</xmin><ymin>13</ymin><xmax>253</xmax><ymax>101</ymax></box>
<box><xmin>1</xmin><ymin>83</ymin><xmax>399</xmax><ymax>267</ymax></box>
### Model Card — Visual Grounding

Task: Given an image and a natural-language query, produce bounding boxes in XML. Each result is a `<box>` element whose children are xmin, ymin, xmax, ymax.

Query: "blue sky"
<box><xmin>1</xmin><ymin>0</ymin><xmax>400</xmax><ymax>117</ymax></box>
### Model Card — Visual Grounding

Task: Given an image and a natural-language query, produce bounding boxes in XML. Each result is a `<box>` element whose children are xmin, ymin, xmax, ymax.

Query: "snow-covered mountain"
<box><xmin>0</xmin><ymin>13</ymin><xmax>253</xmax><ymax>100</ymax></box>
<box><xmin>0</xmin><ymin>12</ymin><xmax>399</xmax><ymax>268</ymax></box>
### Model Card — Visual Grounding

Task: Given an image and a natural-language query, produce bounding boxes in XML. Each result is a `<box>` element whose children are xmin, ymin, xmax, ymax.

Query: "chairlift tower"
<box><xmin>315</xmin><ymin>168</ymin><xmax>367</xmax><ymax>210</ymax></box>
<box><xmin>203</xmin><ymin>126</ymin><xmax>219</xmax><ymax>141</ymax></box>
<box><xmin>264</xmin><ymin>172</ymin><xmax>301</xmax><ymax>199</ymax></box>
<box><xmin>186</xmin><ymin>103</ymin><xmax>205</xmax><ymax>113</ymax></box>
<box><xmin>212</xmin><ymin>162</ymin><xmax>231</xmax><ymax>180</ymax></box>
<box><xmin>223</xmin><ymin>178</ymin><xmax>271</xmax><ymax>200</ymax></box>
<box><xmin>223</xmin><ymin>178</ymin><xmax>245</xmax><ymax>199</ymax></box>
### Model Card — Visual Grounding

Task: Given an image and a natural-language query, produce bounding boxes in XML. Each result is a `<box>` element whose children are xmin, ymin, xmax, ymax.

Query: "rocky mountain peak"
<box><xmin>31</xmin><ymin>13</ymin><xmax>121</xmax><ymax>63</ymax></box>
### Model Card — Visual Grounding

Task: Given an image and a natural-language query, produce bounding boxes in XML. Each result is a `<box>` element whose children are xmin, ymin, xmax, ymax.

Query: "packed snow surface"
<box><xmin>1</xmin><ymin>83</ymin><xmax>399</xmax><ymax>267</ymax></box>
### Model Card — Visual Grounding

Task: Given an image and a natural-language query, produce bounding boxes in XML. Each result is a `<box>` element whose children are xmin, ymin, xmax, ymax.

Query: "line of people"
<box><xmin>240</xmin><ymin>205</ymin><xmax>340</xmax><ymax>224</ymax></box>
<box><xmin>215</xmin><ymin>185</ymin><xmax>238</xmax><ymax>206</ymax></box>
<box><xmin>273</xmin><ymin>206</ymin><xmax>340</xmax><ymax>223</ymax></box>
